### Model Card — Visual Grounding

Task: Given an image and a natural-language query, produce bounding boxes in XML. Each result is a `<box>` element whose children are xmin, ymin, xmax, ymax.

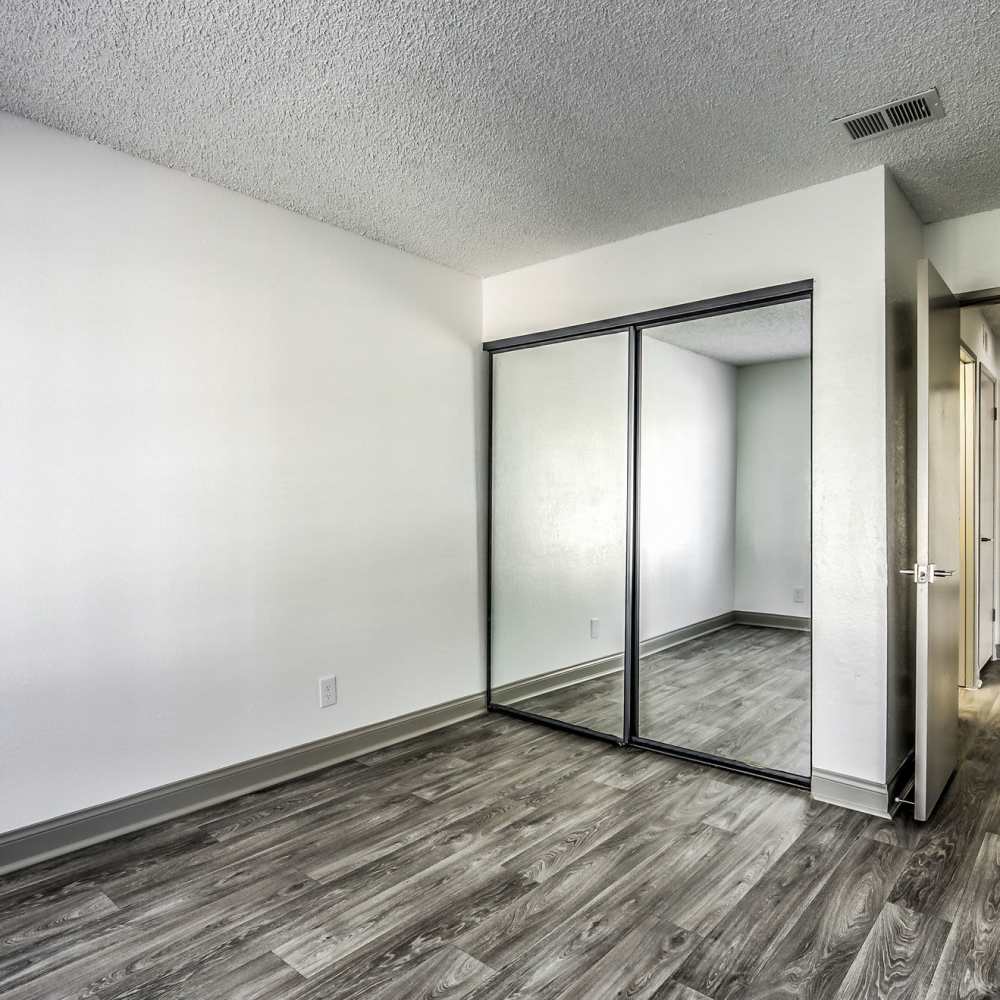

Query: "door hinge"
<box><xmin>993</xmin><ymin>609</ymin><xmax>996</xmax><ymax>623</ymax></box>
<box><xmin>993</xmin><ymin>406</ymin><xmax>997</xmax><ymax>420</ymax></box>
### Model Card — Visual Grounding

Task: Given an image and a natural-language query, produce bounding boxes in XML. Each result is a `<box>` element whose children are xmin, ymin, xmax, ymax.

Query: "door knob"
<box><xmin>982</xmin><ymin>537</ymin><xmax>992</xmax><ymax>542</ymax></box>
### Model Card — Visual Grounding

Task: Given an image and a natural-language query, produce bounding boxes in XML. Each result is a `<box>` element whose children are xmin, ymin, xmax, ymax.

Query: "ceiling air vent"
<box><xmin>835</xmin><ymin>88</ymin><xmax>944</xmax><ymax>142</ymax></box>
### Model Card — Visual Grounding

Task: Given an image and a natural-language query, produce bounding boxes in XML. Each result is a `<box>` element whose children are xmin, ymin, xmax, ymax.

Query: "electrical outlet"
<box><xmin>318</xmin><ymin>675</ymin><xmax>338</xmax><ymax>708</ymax></box>
<box><xmin>590</xmin><ymin>618</ymin><xmax>600</xmax><ymax>639</ymax></box>
<box><xmin>793</xmin><ymin>587</ymin><xmax>805</xmax><ymax>604</ymax></box>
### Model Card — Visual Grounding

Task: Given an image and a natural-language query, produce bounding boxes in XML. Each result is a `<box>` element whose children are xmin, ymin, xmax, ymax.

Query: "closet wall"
<box><xmin>483</xmin><ymin>166</ymin><xmax>889</xmax><ymax>790</ymax></box>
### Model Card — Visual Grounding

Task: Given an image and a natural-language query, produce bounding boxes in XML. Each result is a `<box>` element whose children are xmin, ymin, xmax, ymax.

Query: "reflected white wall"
<box><xmin>491</xmin><ymin>333</ymin><xmax>628</xmax><ymax>686</ymax></box>
<box><xmin>640</xmin><ymin>338</ymin><xmax>737</xmax><ymax>639</ymax></box>
<box><xmin>734</xmin><ymin>359</ymin><xmax>811</xmax><ymax>615</ymax></box>
<box><xmin>640</xmin><ymin>341</ymin><xmax>810</xmax><ymax>637</ymax></box>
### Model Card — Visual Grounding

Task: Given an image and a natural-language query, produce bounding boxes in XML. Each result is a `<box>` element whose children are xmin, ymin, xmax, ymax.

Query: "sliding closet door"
<box><xmin>636</xmin><ymin>299</ymin><xmax>812</xmax><ymax>778</ymax></box>
<box><xmin>489</xmin><ymin>331</ymin><xmax>629</xmax><ymax>740</ymax></box>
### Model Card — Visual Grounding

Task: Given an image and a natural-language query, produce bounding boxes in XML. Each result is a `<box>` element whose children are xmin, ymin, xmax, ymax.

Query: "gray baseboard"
<box><xmin>492</xmin><ymin>653</ymin><xmax>622</xmax><ymax>704</ymax></box>
<box><xmin>733</xmin><ymin>611</ymin><xmax>811</xmax><ymax>631</ymax></box>
<box><xmin>811</xmin><ymin>767</ymin><xmax>891</xmax><ymax>818</ymax></box>
<box><xmin>0</xmin><ymin>691</ymin><xmax>486</xmax><ymax>876</ymax></box>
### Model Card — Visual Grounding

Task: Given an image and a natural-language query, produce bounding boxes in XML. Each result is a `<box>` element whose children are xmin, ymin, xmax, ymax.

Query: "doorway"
<box><xmin>957</xmin><ymin>304</ymin><xmax>999</xmax><ymax>690</ymax></box>
<box><xmin>911</xmin><ymin>273</ymin><xmax>1000</xmax><ymax>820</ymax></box>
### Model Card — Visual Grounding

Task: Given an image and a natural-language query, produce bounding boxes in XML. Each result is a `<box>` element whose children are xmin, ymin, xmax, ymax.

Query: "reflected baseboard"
<box><xmin>491</xmin><ymin>614</ymin><xmax>733</xmax><ymax>707</ymax></box>
<box><xmin>492</xmin><ymin>653</ymin><xmax>623</xmax><ymax>706</ymax></box>
<box><xmin>733</xmin><ymin>611</ymin><xmax>811</xmax><ymax>632</ymax></box>
<box><xmin>642</xmin><ymin>611</ymin><xmax>811</xmax><ymax>659</ymax></box>
<box><xmin>641</xmin><ymin>613</ymin><xmax>738</xmax><ymax>657</ymax></box>
<box><xmin>493</xmin><ymin>610</ymin><xmax>812</xmax><ymax>707</ymax></box>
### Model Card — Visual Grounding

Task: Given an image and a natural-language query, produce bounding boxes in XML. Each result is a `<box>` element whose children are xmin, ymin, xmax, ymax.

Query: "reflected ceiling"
<box><xmin>645</xmin><ymin>299</ymin><xmax>810</xmax><ymax>366</ymax></box>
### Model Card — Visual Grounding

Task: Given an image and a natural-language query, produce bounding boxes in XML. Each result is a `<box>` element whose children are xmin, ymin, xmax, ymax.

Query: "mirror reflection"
<box><xmin>638</xmin><ymin>299</ymin><xmax>811</xmax><ymax>776</ymax></box>
<box><xmin>490</xmin><ymin>332</ymin><xmax>628</xmax><ymax>740</ymax></box>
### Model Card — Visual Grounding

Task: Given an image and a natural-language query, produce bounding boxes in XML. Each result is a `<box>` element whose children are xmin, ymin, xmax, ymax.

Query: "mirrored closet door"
<box><xmin>485</xmin><ymin>280</ymin><xmax>813</xmax><ymax>787</ymax></box>
<box><xmin>636</xmin><ymin>298</ymin><xmax>812</xmax><ymax>778</ymax></box>
<box><xmin>489</xmin><ymin>330</ymin><xmax>629</xmax><ymax>741</ymax></box>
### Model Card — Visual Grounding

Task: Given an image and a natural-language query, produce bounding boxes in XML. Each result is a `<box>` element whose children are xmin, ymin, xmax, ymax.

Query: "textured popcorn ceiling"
<box><xmin>646</xmin><ymin>298</ymin><xmax>811</xmax><ymax>366</ymax></box>
<box><xmin>2</xmin><ymin>2</ymin><xmax>998</xmax><ymax>276</ymax></box>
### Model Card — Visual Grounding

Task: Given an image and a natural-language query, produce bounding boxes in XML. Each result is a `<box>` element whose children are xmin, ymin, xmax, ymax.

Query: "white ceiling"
<box><xmin>645</xmin><ymin>299</ymin><xmax>811</xmax><ymax>366</ymax></box>
<box><xmin>2</xmin><ymin>2</ymin><xmax>999</xmax><ymax>276</ymax></box>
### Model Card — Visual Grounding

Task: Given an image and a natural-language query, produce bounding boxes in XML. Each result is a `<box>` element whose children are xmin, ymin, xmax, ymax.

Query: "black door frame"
<box><xmin>483</xmin><ymin>279</ymin><xmax>814</xmax><ymax>789</ymax></box>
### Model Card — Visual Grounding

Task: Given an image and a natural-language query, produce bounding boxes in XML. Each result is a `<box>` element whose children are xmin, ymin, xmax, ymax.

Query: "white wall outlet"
<box><xmin>318</xmin><ymin>675</ymin><xmax>338</xmax><ymax>708</ymax></box>
<box><xmin>793</xmin><ymin>587</ymin><xmax>805</xmax><ymax>604</ymax></box>
<box><xmin>590</xmin><ymin>618</ymin><xmax>600</xmax><ymax>638</ymax></box>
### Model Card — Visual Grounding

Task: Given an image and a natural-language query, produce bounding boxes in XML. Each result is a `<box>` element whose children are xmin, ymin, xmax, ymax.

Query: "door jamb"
<box><xmin>977</xmin><ymin>363</ymin><xmax>998</xmax><ymax>678</ymax></box>
<box><xmin>960</xmin><ymin>345</ymin><xmax>978</xmax><ymax>689</ymax></box>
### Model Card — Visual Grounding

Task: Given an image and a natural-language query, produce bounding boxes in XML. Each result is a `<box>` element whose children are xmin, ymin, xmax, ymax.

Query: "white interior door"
<box><xmin>979</xmin><ymin>369</ymin><xmax>996</xmax><ymax>671</ymax></box>
<box><xmin>912</xmin><ymin>259</ymin><xmax>960</xmax><ymax>822</ymax></box>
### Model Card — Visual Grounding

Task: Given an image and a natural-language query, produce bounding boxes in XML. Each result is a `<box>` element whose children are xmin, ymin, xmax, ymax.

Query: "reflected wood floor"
<box><xmin>514</xmin><ymin>624</ymin><xmax>811</xmax><ymax>776</ymax></box>
<box><xmin>2</xmin><ymin>668</ymin><xmax>1000</xmax><ymax>1000</ymax></box>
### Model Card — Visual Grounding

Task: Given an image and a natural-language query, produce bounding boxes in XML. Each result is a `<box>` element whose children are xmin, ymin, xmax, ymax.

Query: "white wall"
<box><xmin>926</xmin><ymin>208</ymin><xmax>1000</xmax><ymax>294</ymax></box>
<box><xmin>484</xmin><ymin>167</ymin><xmax>890</xmax><ymax>786</ymax></box>
<box><xmin>0</xmin><ymin>114</ymin><xmax>484</xmax><ymax>834</ymax></box>
<box><xmin>734</xmin><ymin>359</ymin><xmax>811</xmax><ymax>617</ymax></box>
<box><xmin>491</xmin><ymin>334</ymin><xmax>629</xmax><ymax>683</ymax></box>
<box><xmin>640</xmin><ymin>338</ymin><xmax>736</xmax><ymax>639</ymax></box>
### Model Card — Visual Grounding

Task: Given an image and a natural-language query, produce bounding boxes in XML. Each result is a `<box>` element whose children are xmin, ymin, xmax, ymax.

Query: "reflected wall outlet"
<box><xmin>793</xmin><ymin>587</ymin><xmax>806</xmax><ymax>604</ymax></box>
<box><xmin>590</xmin><ymin>618</ymin><xmax>600</xmax><ymax>638</ymax></box>
<box><xmin>319</xmin><ymin>675</ymin><xmax>338</xmax><ymax>708</ymax></box>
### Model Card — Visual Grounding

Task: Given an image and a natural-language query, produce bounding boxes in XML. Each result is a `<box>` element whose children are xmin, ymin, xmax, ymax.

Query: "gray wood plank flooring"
<box><xmin>509</xmin><ymin>624</ymin><xmax>811</xmax><ymax>775</ymax></box>
<box><xmin>3</xmin><ymin>664</ymin><xmax>1000</xmax><ymax>999</ymax></box>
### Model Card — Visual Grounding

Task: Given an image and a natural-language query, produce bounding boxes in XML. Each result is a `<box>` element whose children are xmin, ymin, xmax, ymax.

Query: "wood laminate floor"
<box><xmin>3</xmin><ymin>666</ymin><xmax>1000</xmax><ymax>1000</ymax></box>
<box><xmin>511</xmin><ymin>624</ymin><xmax>811</xmax><ymax>776</ymax></box>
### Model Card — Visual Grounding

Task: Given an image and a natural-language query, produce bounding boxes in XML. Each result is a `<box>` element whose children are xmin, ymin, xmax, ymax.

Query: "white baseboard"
<box><xmin>811</xmin><ymin>767</ymin><xmax>890</xmax><ymax>818</ymax></box>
